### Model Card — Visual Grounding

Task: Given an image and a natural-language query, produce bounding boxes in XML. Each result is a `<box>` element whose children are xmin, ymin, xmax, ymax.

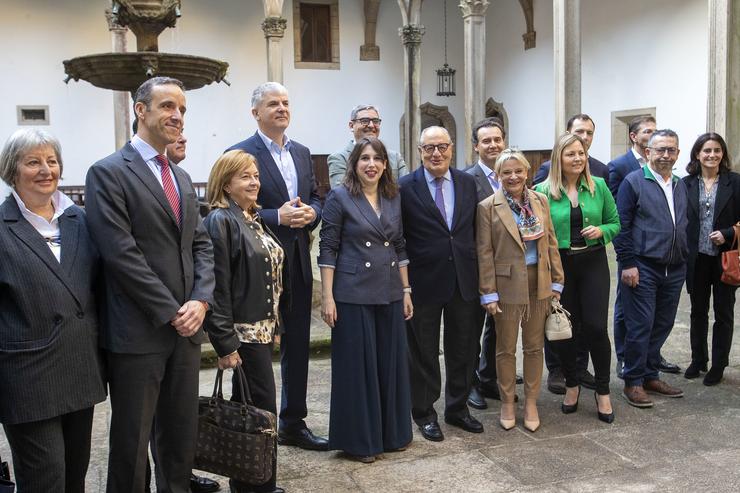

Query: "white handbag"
<box><xmin>545</xmin><ymin>299</ymin><xmax>572</xmax><ymax>341</ymax></box>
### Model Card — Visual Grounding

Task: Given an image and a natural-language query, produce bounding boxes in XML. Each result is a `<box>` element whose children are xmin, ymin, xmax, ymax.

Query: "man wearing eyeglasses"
<box><xmin>399</xmin><ymin>126</ymin><xmax>484</xmax><ymax>442</ymax></box>
<box><xmin>613</xmin><ymin>129</ymin><xmax>689</xmax><ymax>409</ymax></box>
<box><xmin>328</xmin><ymin>104</ymin><xmax>407</xmax><ymax>188</ymax></box>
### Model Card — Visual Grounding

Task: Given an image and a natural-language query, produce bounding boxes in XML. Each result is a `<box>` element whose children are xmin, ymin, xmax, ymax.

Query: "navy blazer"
<box><xmin>533</xmin><ymin>156</ymin><xmax>609</xmax><ymax>186</ymax></box>
<box><xmin>465</xmin><ymin>163</ymin><xmax>495</xmax><ymax>203</ymax></box>
<box><xmin>608</xmin><ymin>150</ymin><xmax>641</xmax><ymax>199</ymax></box>
<box><xmin>683</xmin><ymin>171</ymin><xmax>740</xmax><ymax>292</ymax></box>
<box><xmin>85</xmin><ymin>142</ymin><xmax>215</xmax><ymax>353</ymax></box>
<box><xmin>399</xmin><ymin>167</ymin><xmax>479</xmax><ymax>304</ymax></box>
<box><xmin>0</xmin><ymin>197</ymin><xmax>106</xmax><ymax>424</ymax></box>
<box><xmin>227</xmin><ymin>132</ymin><xmax>321</xmax><ymax>285</ymax></box>
<box><xmin>318</xmin><ymin>186</ymin><xmax>407</xmax><ymax>305</ymax></box>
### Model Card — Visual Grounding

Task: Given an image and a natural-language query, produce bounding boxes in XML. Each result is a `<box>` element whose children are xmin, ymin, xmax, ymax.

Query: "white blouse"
<box><xmin>12</xmin><ymin>190</ymin><xmax>75</xmax><ymax>262</ymax></box>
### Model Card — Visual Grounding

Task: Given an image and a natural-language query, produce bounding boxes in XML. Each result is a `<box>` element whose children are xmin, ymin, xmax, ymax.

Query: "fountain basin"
<box><xmin>63</xmin><ymin>52</ymin><xmax>229</xmax><ymax>92</ymax></box>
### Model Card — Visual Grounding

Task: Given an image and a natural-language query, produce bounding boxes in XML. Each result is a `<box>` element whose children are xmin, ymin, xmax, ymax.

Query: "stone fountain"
<box><xmin>63</xmin><ymin>0</ymin><xmax>229</xmax><ymax>92</ymax></box>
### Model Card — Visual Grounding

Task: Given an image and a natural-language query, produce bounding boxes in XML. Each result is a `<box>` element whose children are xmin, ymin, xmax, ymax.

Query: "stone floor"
<box><xmin>2</xmin><ymin>249</ymin><xmax>740</xmax><ymax>492</ymax></box>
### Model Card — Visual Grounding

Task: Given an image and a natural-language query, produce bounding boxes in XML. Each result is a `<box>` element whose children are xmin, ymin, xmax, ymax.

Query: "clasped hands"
<box><xmin>170</xmin><ymin>300</ymin><xmax>207</xmax><ymax>337</ymax></box>
<box><xmin>279</xmin><ymin>197</ymin><xmax>316</xmax><ymax>228</ymax></box>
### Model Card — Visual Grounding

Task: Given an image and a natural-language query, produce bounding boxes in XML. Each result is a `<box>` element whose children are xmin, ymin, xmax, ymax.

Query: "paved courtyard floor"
<box><xmin>2</xmin><ymin>249</ymin><xmax>740</xmax><ymax>492</ymax></box>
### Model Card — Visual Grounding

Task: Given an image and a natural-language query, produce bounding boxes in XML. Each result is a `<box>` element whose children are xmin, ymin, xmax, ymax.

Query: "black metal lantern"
<box><xmin>436</xmin><ymin>0</ymin><xmax>455</xmax><ymax>97</ymax></box>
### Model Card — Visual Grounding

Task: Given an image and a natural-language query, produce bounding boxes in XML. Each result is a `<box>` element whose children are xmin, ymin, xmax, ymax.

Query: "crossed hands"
<box><xmin>170</xmin><ymin>300</ymin><xmax>207</xmax><ymax>337</ymax></box>
<box><xmin>279</xmin><ymin>197</ymin><xmax>316</xmax><ymax>228</ymax></box>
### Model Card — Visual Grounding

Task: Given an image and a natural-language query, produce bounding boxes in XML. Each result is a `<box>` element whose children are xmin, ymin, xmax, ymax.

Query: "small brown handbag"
<box><xmin>194</xmin><ymin>366</ymin><xmax>277</xmax><ymax>485</ymax></box>
<box><xmin>720</xmin><ymin>223</ymin><xmax>740</xmax><ymax>286</ymax></box>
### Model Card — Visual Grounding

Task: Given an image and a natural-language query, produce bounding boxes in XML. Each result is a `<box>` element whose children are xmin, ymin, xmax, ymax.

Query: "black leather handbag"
<box><xmin>194</xmin><ymin>366</ymin><xmax>277</xmax><ymax>485</ymax></box>
<box><xmin>0</xmin><ymin>455</ymin><xmax>14</xmax><ymax>493</ymax></box>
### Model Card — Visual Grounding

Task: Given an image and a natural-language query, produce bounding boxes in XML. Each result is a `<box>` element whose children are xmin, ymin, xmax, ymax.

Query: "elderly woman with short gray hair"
<box><xmin>0</xmin><ymin>128</ymin><xmax>106</xmax><ymax>492</ymax></box>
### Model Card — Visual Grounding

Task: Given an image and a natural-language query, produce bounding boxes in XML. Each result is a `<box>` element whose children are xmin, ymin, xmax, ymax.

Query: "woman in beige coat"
<box><xmin>477</xmin><ymin>149</ymin><xmax>565</xmax><ymax>432</ymax></box>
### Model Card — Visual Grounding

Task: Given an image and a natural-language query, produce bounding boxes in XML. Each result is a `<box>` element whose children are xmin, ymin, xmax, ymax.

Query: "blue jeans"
<box><xmin>621</xmin><ymin>258</ymin><xmax>685</xmax><ymax>387</ymax></box>
<box><xmin>613</xmin><ymin>266</ymin><xmax>625</xmax><ymax>363</ymax></box>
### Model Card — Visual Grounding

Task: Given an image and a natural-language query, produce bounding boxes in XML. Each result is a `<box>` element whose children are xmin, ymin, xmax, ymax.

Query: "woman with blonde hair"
<box><xmin>203</xmin><ymin>149</ymin><xmax>285</xmax><ymax>493</ymax></box>
<box><xmin>477</xmin><ymin>149</ymin><xmax>564</xmax><ymax>432</ymax></box>
<box><xmin>535</xmin><ymin>133</ymin><xmax>620</xmax><ymax>423</ymax></box>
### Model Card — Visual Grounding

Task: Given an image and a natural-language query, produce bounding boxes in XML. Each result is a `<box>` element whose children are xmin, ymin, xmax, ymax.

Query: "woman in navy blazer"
<box><xmin>318</xmin><ymin>138</ymin><xmax>413</xmax><ymax>463</ymax></box>
<box><xmin>683</xmin><ymin>133</ymin><xmax>740</xmax><ymax>386</ymax></box>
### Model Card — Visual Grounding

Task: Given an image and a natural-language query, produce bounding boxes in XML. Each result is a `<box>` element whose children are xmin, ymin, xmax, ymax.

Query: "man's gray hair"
<box><xmin>350</xmin><ymin>104</ymin><xmax>380</xmax><ymax>120</ymax></box>
<box><xmin>0</xmin><ymin>128</ymin><xmax>64</xmax><ymax>187</ymax></box>
<box><xmin>251</xmin><ymin>82</ymin><xmax>288</xmax><ymax>108</ymax></box>
<box><xmin>419</xmin><ymin>126</ymin><xmax>451</xmax><ymax>145</ymax></box>
<box><xmin>133</xmin><ymin>76</ymin><xmax>184</xmax><ymax>114</ymax></box>
<box><xmin>648</xmin><ymin>129</ymin><xmax>679</xmax><ymax>148</ymax></box>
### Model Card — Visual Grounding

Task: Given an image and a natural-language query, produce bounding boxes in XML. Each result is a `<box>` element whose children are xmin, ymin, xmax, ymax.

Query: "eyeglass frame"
<box><xmin>352</xmin><ymin>118</ymin><xmax>382</xmax><ymax>127</ymax></box>
<box><xmin>647</xmin><ymin>146</ymin><xmax>679</xmax><ymax>156</ymax></box>
<box><xmin>418</xmin><ymin>143</ymin><xmax>452</xmax><ymax>155</ymax></box>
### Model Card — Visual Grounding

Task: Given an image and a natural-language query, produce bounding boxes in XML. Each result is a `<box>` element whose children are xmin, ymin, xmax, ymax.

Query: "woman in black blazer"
<box><xmin>203</xmin><ymin>150</ymin><xmax>286</xmax><ymax>493</ymax></box>
<box><xmin>683</xmin><ymin>133</ymin><xmax>740</xmax><ymax>386</ymax></box>
<box><xmin>0</xmin><ymin>129</ymin><xmax>106</xmax><ymax>492</ymax></box>
<box><xmin>319</xmin><ymin>138</ymin><xmax>413</xmax><ymax>463</ymax></box>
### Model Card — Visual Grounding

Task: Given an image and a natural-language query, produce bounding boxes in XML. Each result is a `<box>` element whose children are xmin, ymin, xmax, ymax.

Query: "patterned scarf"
<box><xmin>503</xmin><ymin>188</ymin><xmax>544</xmax><ymax>241</ymax></box>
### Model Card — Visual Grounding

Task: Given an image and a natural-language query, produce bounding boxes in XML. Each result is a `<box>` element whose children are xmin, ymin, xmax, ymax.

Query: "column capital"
<box><xmin>399</xmin><ymin>24</ymin><xmax>425</xmax><ymax>45</ymax></box>
<box><xmin>458</xmin><ymin>0</ymin><xmax>490</xmax><ymax>18</ymax></box>
<box><xmin>262</xmin><ymin>16</ymin><xmax>287</xmax><ymax>38</ymax></box>
<box><xmin>105</xmin><ymin>8</ymin><xmax>127</xmax><ymax>33</ymax></box>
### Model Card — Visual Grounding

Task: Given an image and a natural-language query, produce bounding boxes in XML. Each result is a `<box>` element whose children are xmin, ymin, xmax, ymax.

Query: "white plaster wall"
<box><xmin>485</xmin><ymin>0</ymin><xmax>707</xmax><ymax>170</ymax></box>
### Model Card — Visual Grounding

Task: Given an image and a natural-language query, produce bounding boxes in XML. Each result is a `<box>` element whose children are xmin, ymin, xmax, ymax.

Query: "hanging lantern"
<box><xmin>436</xmin><ymin>0</ymin><xmax>455</xmax><ymax>97</ymax></box>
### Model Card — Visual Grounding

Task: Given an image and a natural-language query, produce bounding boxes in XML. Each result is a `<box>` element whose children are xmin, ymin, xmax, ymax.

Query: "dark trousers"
<box><xmin>3</xmin><ymin>407</ymin><xmax>93</xmax><ymax>493</ymax></box>
<box><xmin>329</xmin><ymin>301</ymin><xmax>412</xmax><ymax>456</ymax></box>
<box><xmin>550</xmin><ymin>248</ymin><xmax>612</xmax><ymax>395</ymax></box>
<box><xmin>279</xmin><ymin>252</ymin><xmax>313</xmax><ymax>432</ymax></box>
<box><xmin>475</xmin><ymin>314</ymin><xmax>497</xmax><ymax>391</ymax></box>
<box><xmin>613</xmin><ymin>269</ymin><xmax>626</xmax><ymax>363</ymax></box>
<box><xmin>689</xmin><ymin>253</ymin><xmax>737</xmax><ymax>368</ymax></box>
<box><xmin>230</xmin><ymin>343</ymin><xmax>278</xmax><ymax>493</ymax></box>
<box><xmin>106</xmin><ymin>336</ymin><xmax>201</xmax><ymax>493</ymax></box>
<box><xmin>407</xmin><ymin>285</ymin><xmax>483</xmax><ymax>424</ymax></box>
<box><xmin>544</xmin><ymin>335</ymin><xmax>590</xmax><ymax>373</ymax></box>
<box><xmin>621</xmin><ymin>258</ymin><xmax>686</xmax><ymax>387</ymax></box>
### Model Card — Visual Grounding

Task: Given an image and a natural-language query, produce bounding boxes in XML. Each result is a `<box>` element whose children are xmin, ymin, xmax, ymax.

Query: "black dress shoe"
<box><xmin>616</xmin><ymin>359</ymin><xmax>624</xmax><ymax>380</ymax></box>
<box><xmin>561</xmin><ymin>386</ymin><xmax>580</xmax><ymax>414</ymax></box>
<box><xmin>277</xmin><ymin>427</ymin><xmax>329</xmax><ymax>451</ymax></box>
<box><xmin>444</xmin><ymin>414</ymin><xmax>484</xmax><ymax>433</ymax></box>
<box><xmin>703</xmin><ymin>366</ymin><xmax>725</xmax><ymax>386</ymax></box>
<box><xmin>547</xmin><ymin>368</ymin><xmax>566</xmax><ymax>395</ymax></box>
<box><xmin>658</xmin><ymin>356</ymin><xmax>681</xmax><ymax>374</ymax></box>
<box><xmin>467</xmin><ymin>386</ymin><xmax>488</xmax><ymax>409</ymax></box>
<box><xmin>419</xmin><ymin>421</ymin><xmax>444</xmax><ymax>442</ymax></box>
<box><xmin>578</xmin><ymin>369</ymin><xmax>596</xmax><ymax>390</ymax></box>
<box><xmin>594</xmin><ymin>393</ymin><xmax>614</xmax><ymax>424</ymax></box>
<box><xmin>191</xmin><ymin>473</ymin><xmax>220</xmax><ymax>493</ymax></box>
<box><xmin>684</xmin><ymin>361</ymin><xmax>707</xmax><ymax>379</ymax></box>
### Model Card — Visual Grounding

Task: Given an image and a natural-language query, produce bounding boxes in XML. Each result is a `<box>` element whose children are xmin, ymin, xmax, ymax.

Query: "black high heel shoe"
<box><xmin>594</xmin><ymin>392</ymin><xmax>614</xmax><ymax>424</ymax></box>
<box><xmin>561</xmin><ymin>386</ymin><xmax>580</xmax><ymax>414</ymax></box>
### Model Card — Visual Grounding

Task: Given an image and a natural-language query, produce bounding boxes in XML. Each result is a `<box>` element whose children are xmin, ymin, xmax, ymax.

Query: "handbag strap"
<box><xmin>731</xmin><ymin>222</ymin><xmax>740</xmax><ymax>250</ymax></box>
<box><xmin>233</xmin><ymin>365</ymin><xmax>255</xmax><ymax>406</ymax></box>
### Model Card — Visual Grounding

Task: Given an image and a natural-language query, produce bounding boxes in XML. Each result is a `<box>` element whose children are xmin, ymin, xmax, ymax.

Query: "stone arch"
<box><xmin>400</xmin><ymin>102</ymin><xmax>458</xmax><ymax>168</ymax></box>
<box><xmin>485</xmin><ymin>97</ymin><xmax>509</xmax><ymax>137</ymax></box>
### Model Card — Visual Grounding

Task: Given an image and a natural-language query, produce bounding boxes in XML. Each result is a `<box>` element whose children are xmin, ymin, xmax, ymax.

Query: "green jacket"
<box><xmin>534</xmin><ymin>176</ymin><xmax>620</xmax><ymax>249</ymax></box>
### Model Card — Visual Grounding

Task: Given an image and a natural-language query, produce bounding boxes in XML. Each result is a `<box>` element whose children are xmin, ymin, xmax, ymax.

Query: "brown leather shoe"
<box><xmin>643</xmin><ymin>379</ymin><xmax>684</xmax><ymax>398</ymax></box>
<box><xmin>622</xmin><ymin>386</ymin><xmax>653</xmax><ymax>408</ymax></box>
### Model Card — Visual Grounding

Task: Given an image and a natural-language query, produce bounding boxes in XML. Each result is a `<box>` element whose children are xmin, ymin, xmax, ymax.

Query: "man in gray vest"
<box><xmin>328</xmin><ymin>104</ymin><xmax>406</xmax><ymax>188</ymax></box>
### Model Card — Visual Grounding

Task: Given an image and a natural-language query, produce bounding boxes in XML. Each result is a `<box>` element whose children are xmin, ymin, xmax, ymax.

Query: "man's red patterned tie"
<box><xmin>154</xmin><ymin>154</ymin><xmax>182</xmax><ymax>227</ymax></box>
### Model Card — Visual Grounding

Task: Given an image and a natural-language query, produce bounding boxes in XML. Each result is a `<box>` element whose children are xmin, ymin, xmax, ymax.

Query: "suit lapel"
<box><xmin>411</xmin><ymin>167</ymin><xmax>448</xmax><ymax>230</ymax></box>
<box><xmin>254</xmin><ymin>133</ymin><xmax>291</xmax><ymax>201</ymax></box>
<box><xmin>59</xmin><ymin>209</ymin><xmax>80</xmax><ymax>278</ymax></box>
<box><xmin>714</xmin><ymin>173</ymin><xmax>732</xmax><ymax>223</ymax></box>
<box><xmin>172</xmin><ymin>165</ymin><xmax>191</xmax><ymax>234</ymax></box>
<box><xmin>450</xmin><ymin>169</ymin><xmax>464</xmax><ymax>231</ymax></box>
<box><xmin>493</xmin><ymin>190</ymin><xmax>525</xmax><ymax>251</ymax></box>
<box><xmin>472</xmin><ymin>165</ymin><xmax>494</xmax><ymax>198</ymax></box>
<box><xmin>685</xmin><ymin>175</ymin><xmax>699</xmax><ymax>221</ymax></box>
<box><xmin>124</xmin><ymin>144</ymin><xmax>180</xmax><ymax>229</ymax></box>
<box><xmin>349</xmin><ymin>192</ymin><xmax>385</xmax><ymax>238</ymax></box>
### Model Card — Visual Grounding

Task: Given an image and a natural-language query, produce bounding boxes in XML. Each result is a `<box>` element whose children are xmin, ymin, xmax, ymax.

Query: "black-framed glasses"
<box><xmin>419</xmin><ymin>143</ymin><xmax>451</xmax><ymax>154</ymax></box>
<box><xmin>352</xmin><ymin>118</ymin><xmax>382</xmax><ymax>126</ymax></box>
<box><xmin>648</xmin><ymin>147</ymin><xmax>678</xmax><ymax>156</ymax></box>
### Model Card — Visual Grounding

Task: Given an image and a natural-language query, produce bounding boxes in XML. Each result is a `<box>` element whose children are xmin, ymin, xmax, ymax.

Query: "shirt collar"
<box><xmin>477</xmin><ymin>161</ymin><xmax>497</xmax><ymax>179</ymax></box>
<box><xmin>424</xmin><ymin>167</ymin><xmax>452</xmax><ymax>184</ymax></box>
<box><xmin>631</xmin><ymin>147</ymin><xmax>646</xmax><ymax>165</ymax></box>
<box><xmin>12</xmin><ymin>189</ymin><xmax>74</xmax><ymax>223</ymax></box>
<box><xmin>131</xmin><ymin>134</ymin><xmax>160</xmax><ymax>163</ymax></box>
<box><xmin>258</xmin><ymin>129</ymin><xmax>291</xmax><ymax>153</ymax></box>
<box><xmin>644</xmin><ymin>163</ymin><xmax>676</xmax><ymax>185</ymax></box>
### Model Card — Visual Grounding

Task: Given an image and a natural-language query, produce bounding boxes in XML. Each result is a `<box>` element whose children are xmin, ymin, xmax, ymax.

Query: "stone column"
<box><xmin>106</xmin><ymin>10</ymin><xmax>130</xmax><ymax>149</ymax></box>
<box><xmin>552</xmin><ymin>0</ymin><xmax>581</xmax><ymax>138</ymax></box>
<box><xmin>399</xmin><ymin>24</ymin><xmax>425</xmax><ymax>169</ymax></box>
<box><xmin>707</xmin><ymin>0</ymin><xmax>740</xmax><ymax>169</ymax></box>
<box><xmin>459</xmin><ymin>0</ymin><xmax>490</xmax><ymax>164</ymax></box>
<box><xmin>262</xmin><ymin>0</ymin><xmax>287</xmax><ymax>83</ymax></box>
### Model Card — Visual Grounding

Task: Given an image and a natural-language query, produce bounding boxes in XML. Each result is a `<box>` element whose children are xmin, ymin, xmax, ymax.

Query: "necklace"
<box><xmin>700</xmin><ymin>175</ymin><xmax>717</xmax><ymax>217</ymax></box>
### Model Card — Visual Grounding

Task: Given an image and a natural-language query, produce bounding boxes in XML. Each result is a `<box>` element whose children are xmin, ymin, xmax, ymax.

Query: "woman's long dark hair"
<box><xmin>686</xmin><ymin>132</ymin><xmax>732</xmax><ymax>176</ymax></box>
<box><xmin>343</xmin><ymin>137</ymin><xmax>398</xmax><ymax>198</ymax></box>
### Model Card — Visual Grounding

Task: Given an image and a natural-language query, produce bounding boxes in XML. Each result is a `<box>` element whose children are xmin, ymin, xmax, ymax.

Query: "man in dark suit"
<box><xmin>608</xmin><ymin>115</ymin><xmax>682</xmax><ymax>379</ymax></box>
<box><xmin>400</xmin><ymin>126</ymin><xmax>485</xmax><ymax>442</ymax></box>
<box><xmin>226</xmin><ymin>82</ymin><xmax>327</xmax><ymax>451</ymax></box>
<box><xmin>463</xmin><ymin>117</ymin><xmax>506</xmax><ymax>410</ymax></box>
<box><xmin>85</xmin><ymin>77</ymin><xmax>215</xmax><ymax>493</ymax></box>
<box><xmin>532</xmin><ymin>113</ymin><xmax>606</xmax><ymax>394</ymax></box>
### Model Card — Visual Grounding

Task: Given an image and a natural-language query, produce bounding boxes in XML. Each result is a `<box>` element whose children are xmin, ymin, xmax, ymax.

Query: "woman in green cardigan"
<box><xmin>535</xmin><ymin>133</ymin><xmax>620</xmax><ymax>423</ymax></box>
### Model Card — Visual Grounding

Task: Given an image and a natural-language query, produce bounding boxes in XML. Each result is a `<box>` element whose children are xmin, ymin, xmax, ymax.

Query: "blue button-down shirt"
<box><xmin>258</xmin><ymin>129</ymin><xmax>297</xmax><ymax>199</ymax></box>
<box><xmin>477</xmin><ymin>161</ymin><xmax>500</xmax><ymax>192</ymax></box>
<box><xmin>424</xmin><ymin>168</ymin><xmax>454</xmax><ymax>229</ymax></box>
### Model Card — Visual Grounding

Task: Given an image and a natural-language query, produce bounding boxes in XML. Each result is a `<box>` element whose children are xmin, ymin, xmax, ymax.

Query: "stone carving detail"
<box><xmin>518</xmin><ymin>0</ymin><xmax>536</xmax><ymax>50</ymax></box>
<box><xmin>399</xmin><ymin>24</ymin><xmax>425</xmax><ymax>44</ymax></box>
<box><xmin>361</xmin><ymin>0</ymin><xmax>381</xmax><ymax>61</ymax></box>
<box><xmin>262</xmin><ymin>16</ymin><xmax>287</xmax><ymax>38</ymax></box>
<box><xmin>458</xmin><ymin>0</ymin><xmax>490</xmax><ymax>18</ymax></box>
